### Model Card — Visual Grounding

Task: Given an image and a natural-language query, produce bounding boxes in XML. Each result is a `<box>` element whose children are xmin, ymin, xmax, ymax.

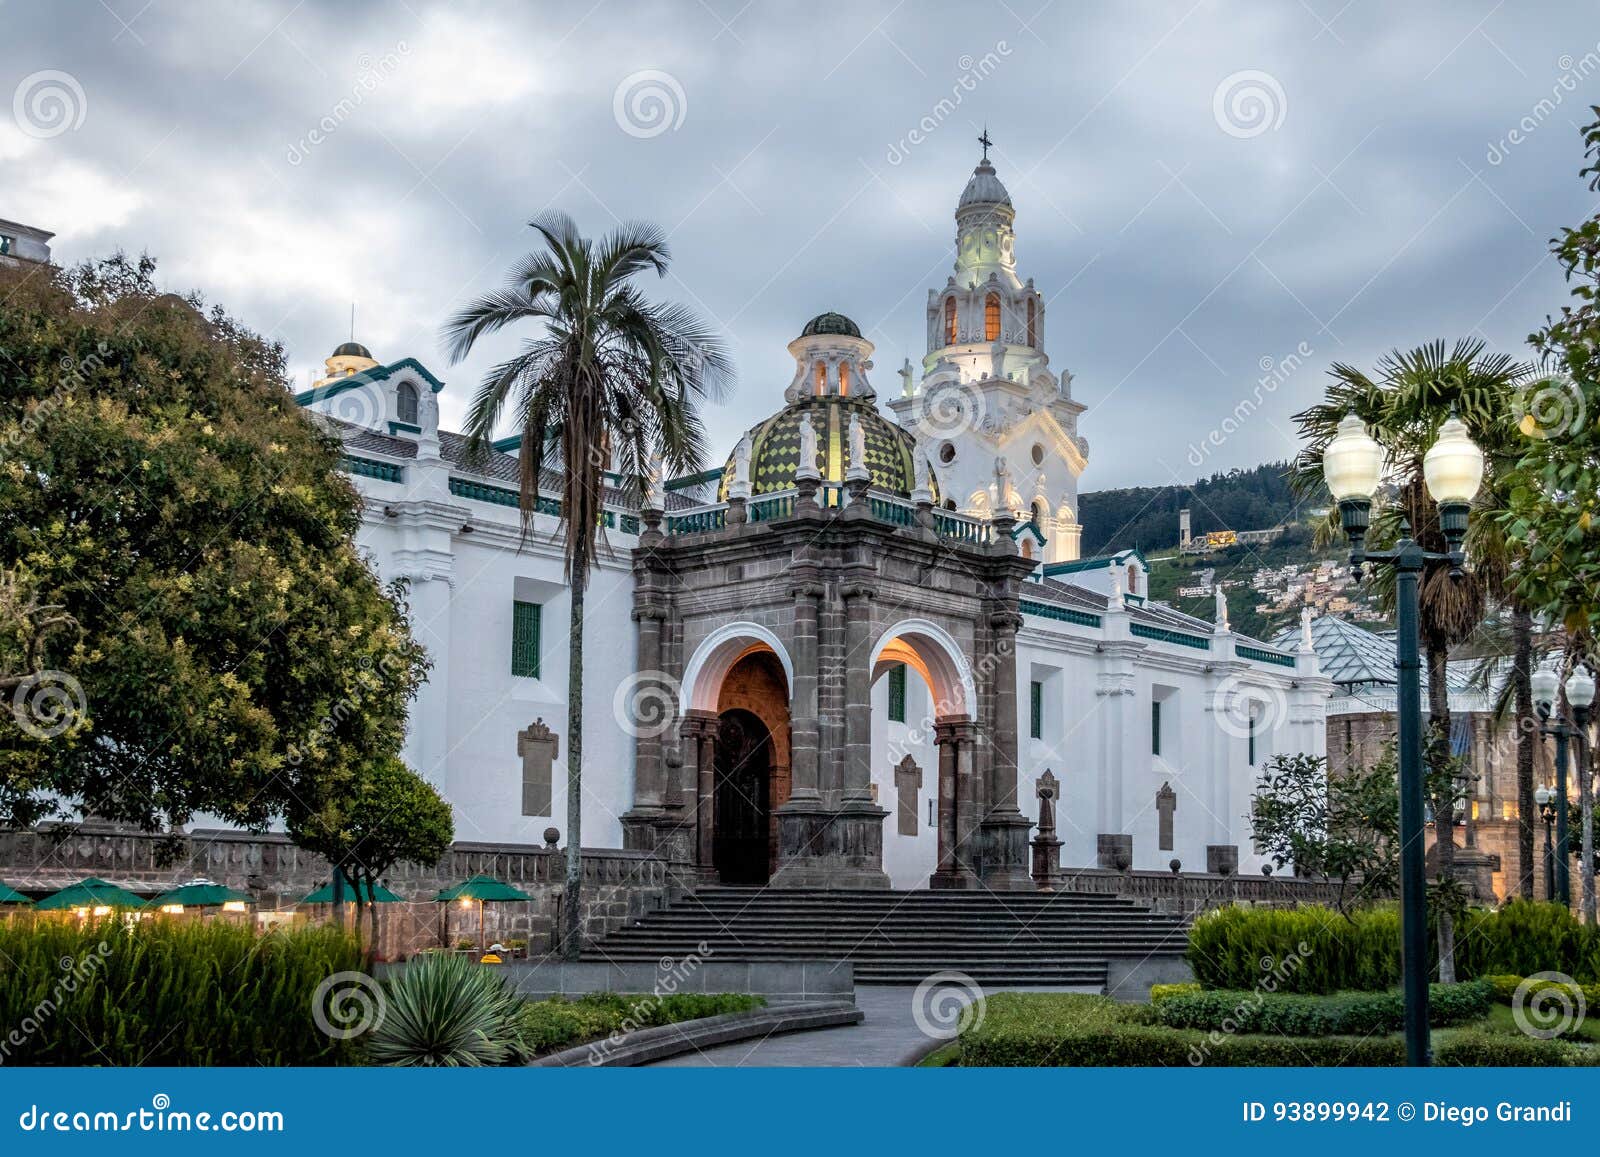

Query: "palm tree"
<box><xmin>1293</xmin><ymin>338</ymin><xmax>1534</xmax><ymax>980</ymax></box>
<box><xmin>443</xmin><ymin>212</ymin><xmax>731</xmax><ymax>959</ymax></box>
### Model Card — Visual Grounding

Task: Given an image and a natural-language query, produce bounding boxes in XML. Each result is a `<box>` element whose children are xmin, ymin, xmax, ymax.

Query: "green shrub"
<box><xmin>1189</xmin><ymin>900</ymin><xmax>1600</xmax><ymax>992</ymax></box>
<box><xmin>1149</xmin><ymin>983</ymin><xmax>1200</xmax><ymax>1004</ymax></box>
<box><xmin>0</xmin><ymin>917</ymin><xmax>363</xmax><ymax>1065</ymax></box>
<box><xmin>517</xmin><ymin>992</ymin><xmax>764</xmax><ymax>1056</ymax></box>
<box><xmin>366</xmin><ymin>952</ymin><xmax>527</xmax><ymax>1067</ymax></box>
<box><xmin>1156</xmin><ymin>981</ymin><xmax>1491</xmax><ymax>1036</ymax></box>
<box><xmin>1434</xmin><ymin>1028</ymin><xmax>1598</xmax><ymax>1067</ymax></box>
<box><xmin>959</xmin><ymin>993</ymin><xmax>1407</xmax><ymax>1067</ymax></box>
<box><xmin>958</xmin><ymin>992</ymin><xmax>1589</xmax><ymax>1067</ymax></box>
<box><xmin>1453</xmin><ymin>900</ymin><xmax>1599</xmax><ymax>981</ymax></box>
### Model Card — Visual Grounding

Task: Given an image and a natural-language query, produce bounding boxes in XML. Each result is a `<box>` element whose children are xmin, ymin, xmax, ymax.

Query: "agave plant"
<box><xmin>365</xmin><ymin>953</ymin><xmax>528</xmax><ymax>1067</ymax></box>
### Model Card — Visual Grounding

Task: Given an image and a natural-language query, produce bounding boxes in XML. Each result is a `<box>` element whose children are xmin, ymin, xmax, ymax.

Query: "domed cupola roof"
<box><xmin>958</xmin><ymin>157</ymin><xmax>1011</xmax><ymax>209</ymax></box>
<box><xmin>718</xmin><ymin>395</ymin><xmax>932</xmax><ymax>502</ymax></box>
<box><xmin>332</xmin><ymin>340</ymin><xmax>373</xmax><ymax>359</ymax></box>
<box><xmin>800</xmin><ymin>311</ymin><xmax>862</xmax><ymax>338</ymax></box>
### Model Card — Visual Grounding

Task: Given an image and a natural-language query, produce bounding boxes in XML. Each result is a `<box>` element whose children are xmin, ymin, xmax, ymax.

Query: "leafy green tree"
<box><xmin>442</xmin><ymin>213</ymin><xmax>730</xmax><ymax>958</ymax></box>
<box><xmin>289</xmin><ymin>755</ymin><xmax>453</xmax><ymax>954</ymax></box>
<box><xmin>0</xmin><ymin>255</ymin><xmax>429</xmax><ymax>836</ymax></box>
<box><xmin>1250</xmin><ymin>747</ymin><xmax>1472</xmax><ymax>927</ymax></box>
<box><xmin>1292</xmin><ymin>339</ymin><xmax>1534</xmax><ymax>977</ymax></box>
<box><xmin>1501</xmin><ymin>109</ymin><xmax>1600</xmax><ymax>919</ymax></box>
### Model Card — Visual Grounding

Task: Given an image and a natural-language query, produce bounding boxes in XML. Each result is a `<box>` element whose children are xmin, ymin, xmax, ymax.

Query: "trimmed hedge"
<box><xmin>1149</xmin><ymin>983</ymin><xmax>1201</xmax><ymax>1004</ymax></box>
<box><xmin>1156</xmin><ymin>980</ymin><xmax>1491</xmax><ymax>1035</ymax></box>
<box><xmin>518</xmin><ymin>992</ymin><xmax>765</xmax><ymax>1056</ymax></box>
<box><xmin>0</xmin><ymin>918</ymin><xmax>363</xmax><ymax>1065</ymax></box>
<box><xmin>958</xmin><ymin>992</ymin><xmax>1598</xmax><ymax>1067</ymax></box>
<box><xmin>1189</xmin><ymin>900</ymin><xmax>1600</xmax><ymax>993</ymax></box>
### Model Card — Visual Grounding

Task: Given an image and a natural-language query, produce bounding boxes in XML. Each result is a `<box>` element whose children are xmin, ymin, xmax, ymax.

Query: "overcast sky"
<box><xmin>5</xmin><ymin>0</ymin><xmax>1598</xmax><ymax>489</ymax></box>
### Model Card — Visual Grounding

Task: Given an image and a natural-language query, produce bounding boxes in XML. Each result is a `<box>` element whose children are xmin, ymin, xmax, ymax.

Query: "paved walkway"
<box><xmin>649</xmin><ymin>985</ymin><xmax>1089</xmax><ymax>1068</ymax></box>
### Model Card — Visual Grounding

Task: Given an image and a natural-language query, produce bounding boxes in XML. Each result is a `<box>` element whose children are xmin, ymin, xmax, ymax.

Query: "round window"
<box><xmin>938</xmin><ymin>442</ymin><xmax>957</xmax><ymax>465</ymax></box>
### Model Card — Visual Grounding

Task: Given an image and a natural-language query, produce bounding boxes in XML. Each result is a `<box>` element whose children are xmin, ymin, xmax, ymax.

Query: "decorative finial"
<box><xmin>978</xmin><ymin>126</ymin><xmax>993</xmax><ymax>162</ymax></box>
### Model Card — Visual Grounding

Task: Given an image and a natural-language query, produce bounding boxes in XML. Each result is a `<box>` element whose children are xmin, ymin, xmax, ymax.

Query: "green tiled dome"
<box><xmin>719</xmin><ymin>396</ymin><xmax>932</xmax><ymax>501</ymax></box>
<box><xmin>799</xmin><ymin>312</ymin><xmax>862</xmax><ymax>339</ymax></box>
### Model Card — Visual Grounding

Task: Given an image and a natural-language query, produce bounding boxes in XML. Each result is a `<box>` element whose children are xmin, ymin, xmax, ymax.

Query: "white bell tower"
<box><xmin>889</xmin><ymin>132</ymin><xmax>1088</xmax><ymax>563</ymax></box>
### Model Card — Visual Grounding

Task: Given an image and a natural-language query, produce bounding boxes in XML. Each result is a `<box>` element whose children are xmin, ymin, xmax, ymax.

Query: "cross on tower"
<box><xmin>978</xmin><ymin>127</ymin><xmax>993</xmax><ymax>161</ymax></box>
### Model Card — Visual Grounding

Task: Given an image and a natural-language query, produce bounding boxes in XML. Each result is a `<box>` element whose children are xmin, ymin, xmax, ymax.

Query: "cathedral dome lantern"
<box><xmin>720</xmin><ymin>313</ymin><xmax>932</xmax><ymax>501</ymax></box>
<box><xmin>315</xmin><ymin>340</ymin><xmax>379</xmax><ymax>387</ymax></box>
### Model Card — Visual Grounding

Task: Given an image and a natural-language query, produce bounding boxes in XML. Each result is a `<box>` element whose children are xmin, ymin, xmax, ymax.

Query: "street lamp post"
<box><xmin>1532</xmin><ymin>665</ymin><xmax>1594</xmax><ymax>908</ymax></box>
<box><xmin>1324</xmin><ymin>410</ymin><xmax>1485</xmax><ymax>1069</ymax></box>
<box><xmin>1537</xmin><ymin>784</ymin><xmax>1557</xmax><ymax>902</ymax></box>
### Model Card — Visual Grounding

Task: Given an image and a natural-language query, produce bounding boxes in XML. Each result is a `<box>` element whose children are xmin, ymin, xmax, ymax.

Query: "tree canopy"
<box><xmin>0</xmin><ymin>254</ymin><xmax>429</xmax><ymax>833</ymax></box>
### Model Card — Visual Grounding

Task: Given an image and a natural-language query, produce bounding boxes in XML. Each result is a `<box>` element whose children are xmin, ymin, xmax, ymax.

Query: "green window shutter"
<box><xmin>512</xmin><ymin>600</ymin><xmax>542</xmax><ymax>678</ymax></box>
<box><xmin>887</xmin><ymin>663</ymin><xmax>906</xmax><ymax>723</ymax></box>
<box><xmin>1248</xmin><ymin>710</ymin><xmax>1257</xmax><ymax>766</ymax></box>
<box><xmin>1029</xmin><ymin>680</ymin><xmax>1043</xmax><ymax>740</ymax></box>
<box><xmin>1152</xmin><ymin>699</ymin><xmax>1161</xmax><ymax>756</ymax></box>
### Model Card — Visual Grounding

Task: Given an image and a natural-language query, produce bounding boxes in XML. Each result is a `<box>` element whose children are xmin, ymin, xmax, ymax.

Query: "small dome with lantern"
<box><xmin>718</xmin><ymin>313</ymin><xmax>933</xmax><ymax>501</ymax></box>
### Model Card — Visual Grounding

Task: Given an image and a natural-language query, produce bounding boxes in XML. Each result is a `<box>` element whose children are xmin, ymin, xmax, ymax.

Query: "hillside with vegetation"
<box><xmin>1078</xmin><ymin>462</ymin><xmax>1306</xmax><ymax>556</ymax></box>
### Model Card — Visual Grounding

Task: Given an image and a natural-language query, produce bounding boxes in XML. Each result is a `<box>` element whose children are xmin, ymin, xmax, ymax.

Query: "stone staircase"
<box><xmin>586</xmin><ymin>886</ymin><xmax>1190</xmax><ymax>988</ymax></box>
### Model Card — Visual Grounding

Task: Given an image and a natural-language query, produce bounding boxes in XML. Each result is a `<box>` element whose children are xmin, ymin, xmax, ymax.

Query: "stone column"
<box><xmin>930</xmin><ymin>717</ymin><xmax>979</xmax><ymax>889</ymax></box>
<box><xmin>631</xmin><ymin>607</ymin><xmax>668</xmax><ymax>807</ymax></box>
<box><xmin>787</xmin><ymin>572</ymin><xmax>823</xmax><ymax>802</ymax></box>
<box><xmin>679</xmin><ymin>710</ymin><xmax>719</xmax><ymax>884</ymax></box>
<box><xmin>841</xmin><ymin>579</ymin><xmax>875</xmax><ymax>803</ymax></box>
<box><xmin>978</xmin><ymin>608</ymin><xmax>1032</xmax><ymax>889</ymax></box>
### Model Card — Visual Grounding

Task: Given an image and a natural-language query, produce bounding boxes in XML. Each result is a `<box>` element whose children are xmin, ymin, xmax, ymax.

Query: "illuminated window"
<box><xmin>944</xmin><ymin>298</ymin><xmax>957</xmax><ymax>345</ymax></box>
<box><xmin>838</xmin><ymin>362</ymin><xmax>850</xmax><ymax>396</ymax></box>
<box><xmin>1026</xmin><ymin>298</ymin><xmax>1036</xmax><ymax>346</ymax></box>
<box><xmin>815</xmin><ymin>362</ymin><xmax>826</xmax><ymax>395</ymax></box>
<box><xmin>985</xmin><ymin>294</ymin><xmax>1001</xmax><ymax>342</ymax></box>
<box><xmin>1126</xmin><ymin>565</ymin><xmax>1138</xmax><ymax>596</ymax></box>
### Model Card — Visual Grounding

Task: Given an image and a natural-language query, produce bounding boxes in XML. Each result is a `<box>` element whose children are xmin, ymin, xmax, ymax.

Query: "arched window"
<box><xmin>1026</xmin><ymin>298</ymin><xmax>1037</xmax><ymax>347</ymax></box>
<box><xmin>943</xmin><ymin>298</ymin><xmax>957</xmax><ymax>345</ymax></box>
<box><xmin>1031</xmin><ymin>499</ymin><xmax>1047</xmax><ymax>526</ymax></box>
<box><xmin>1021</xmin><ymin>539</ymin><xmax>1033</xmax><ymax>560</ymax></box>
<box><xmin>814</xmin><ymin>362</ymin><xmax>827</xmax><ymax>396</ymax></box>
<box><xmin>1126</xmin><ymin>564</ymin><xmax>1138</xmax><ymax>596</ymax></box>
<box><xmin>985</xmin><ymin>294</ymin><xmax>1001</xmax><ymax>342</ymax></box>
<box><xmin>838</xmin><ymin>362</ymin><xmax>850</xmax><ymax>396</ymax></box>
<box><xmin>396</xmin><ymin>381</ymin><xmax>419</xmax><ymax>425</ymax></box>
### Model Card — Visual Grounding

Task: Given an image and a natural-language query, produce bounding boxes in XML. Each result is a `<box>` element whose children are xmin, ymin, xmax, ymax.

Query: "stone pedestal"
<box><xmin>771</xmin><ymin>798</ymin><xmax>891</xmax><ymax>889</ymax></box>
<box><xmin>979</xmin><ymin>814</ymin><xmax>1035</xmax><ymax>889</ymax></box>
<box><xmin>1098</xmin><ymin>833</ymin><xmax>1133</xmax><ymax>870</ymax></box>
<box><xmin>1030</xmin><ymin>833</ymin><xmax>1063</xmax><ymax>890</ymax></box>
<box><xmin>1206</xmin><ymin>844</ymin><xmax>1239</xmax><ymax>875</ymax></box>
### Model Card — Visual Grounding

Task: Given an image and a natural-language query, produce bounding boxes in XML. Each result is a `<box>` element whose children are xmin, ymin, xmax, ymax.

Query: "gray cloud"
<box><xmin>4</xmin><ymin>0</ymin><xmax>1595</xmax><ymax>488</ymax></box>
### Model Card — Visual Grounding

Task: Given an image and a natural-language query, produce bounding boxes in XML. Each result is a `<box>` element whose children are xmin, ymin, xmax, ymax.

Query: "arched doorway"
<box><xmin>713</xmin><ymin>709</ymin><xmax>772</xmax><ymax>885</ymax></box>
<box><xmin>678</xmin><ymin>625</ymin><xmax>794</xmax><ymax>886</ymax></box>
<box><xmin>869</xmin><ymin>620</ymin><xmax>982</xmax><ymax>889</ymax></box>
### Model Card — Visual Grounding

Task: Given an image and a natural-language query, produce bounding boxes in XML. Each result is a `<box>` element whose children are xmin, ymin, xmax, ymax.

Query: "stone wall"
<box><xmin>1060</xmin><ymin>866</ymin><xmax>1347</xmax><ymax>917</ymax></box>
<box><xmin>0</xmin><ymin>825</ymin><xmax>684</xmax><ymax>958</ymax></box>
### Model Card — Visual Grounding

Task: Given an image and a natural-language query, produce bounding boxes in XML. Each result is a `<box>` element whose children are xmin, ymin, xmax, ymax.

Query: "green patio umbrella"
<box><xmin>35</xmin><ymin>877</ymin><xmax>144</xmax><ymax>912</ymax></box>
<box><xmin>434</xmin><ymin>876</ymin><xmax>532</xmax><ymax>955</ymax></box>
<box><xmin>0</xmin><ymin>880</ymin><xmax>32</xmax><ymax>906</ymax></box>
<box><xmin>300</xmin><ymin>878</ymin><xmax>405</xmax><ymax>905</ymax></box>
<box><xmin>149</xmin><ymin>879</ymin><xmax>252</xmax><ymax>911</ymax></box>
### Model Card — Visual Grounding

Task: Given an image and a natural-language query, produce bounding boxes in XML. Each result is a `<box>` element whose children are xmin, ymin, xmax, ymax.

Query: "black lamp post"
<box><xmin>1537</xmin><ymin>784</ymin><xmax>1557</xmax><ymax>902</ymax></box>
<box><xmin>1532</xmin><ymin>664</ymin><xmax>1595</xmax><ymax>908</ymax></box>
<box><xmin>1324</xmin><ymin>410</ymin><xmax>1485</xmax><ymax>1069</ymax></box>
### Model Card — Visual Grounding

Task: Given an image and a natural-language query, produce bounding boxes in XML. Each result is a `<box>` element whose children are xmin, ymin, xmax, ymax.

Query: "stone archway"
<box><xmin>869</xmin><ymin>620</ymin><xmax>989</xmax><ymax>889</ymax></box>
<box><xmin>674</xmin><ymin>624</ymin><xmax>794</xmax><ymax>884</ymax></box>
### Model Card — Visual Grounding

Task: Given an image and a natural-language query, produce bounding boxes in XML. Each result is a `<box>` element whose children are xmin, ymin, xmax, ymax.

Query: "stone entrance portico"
<box><xmin>620</xmin><ymin>467</ymin><xmax>1036</xmax><ymax>891</ymax></box>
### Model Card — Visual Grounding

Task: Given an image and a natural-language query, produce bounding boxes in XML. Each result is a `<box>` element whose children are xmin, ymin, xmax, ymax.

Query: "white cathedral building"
<box><xmin>297</xmin><ymin>149</ymin><xmax>1330</xmax><ymax>890</ymax></box>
